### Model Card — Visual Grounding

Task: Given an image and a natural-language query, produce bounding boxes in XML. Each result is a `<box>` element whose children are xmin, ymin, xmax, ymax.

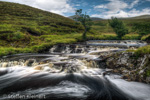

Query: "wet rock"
<box><xmin>34</xmin><ymin>66</ymin><xmax>43</xmax><ymax>70</ymax></box>
<box><xmin>25</xmin><ymin>59</ymin><xmax>36</xmax><ymax>66</ymax></box>
<box><xmin>146</xmin><ymin>77</ymin><xmax>150</xmax><ymax>83</ymax></box>
<box><xmin>122</xmin><ymin>74</ymin><xmax>129</xmax><ymax>79</ymax></box>
<box><xmin>49</xmin><ymin>63</ymin><xmax>53</xmax><ymax>68</ymax></box>
<box><xmin>3</xmin><ymin>62</ymin><xmax>8</xmax><ymax>67</ymax></box>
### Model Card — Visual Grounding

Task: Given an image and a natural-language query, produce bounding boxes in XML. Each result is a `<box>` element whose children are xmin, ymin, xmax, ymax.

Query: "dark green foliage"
<box><xmin>0</xmin><ymin>31</ymin><xmax>24</xmax><ymax>42</ymax></box>
<box><xmin>132</xmin><ymin>23</ymin><xmax>150</xmax><ymax>36</ymax></box>
<box><xmin>74</xmin><ymin>9</ymin><xmax>92</xmax><ymax>40</ymax></box>
<box><xmin>109</xmin><ymin>17</ymin><xmax>129</xmax><ymax>38</ymax></box>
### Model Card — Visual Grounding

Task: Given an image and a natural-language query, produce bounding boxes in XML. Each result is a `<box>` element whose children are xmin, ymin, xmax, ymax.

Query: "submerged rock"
<box><xmin>25</xmin><ymin>59</ymin><xmax>36</xmax><ymax>66</ymax></box>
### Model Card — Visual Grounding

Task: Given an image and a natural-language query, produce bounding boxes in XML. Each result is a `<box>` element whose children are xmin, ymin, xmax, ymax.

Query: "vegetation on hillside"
<box><xmin>0</xmin><ymin>1</ymin><xmax>85</xmax><ymax>56</ymax></box>
<box><xmin>132</xmin><ymin>23</ymin><xmax>150</xmax><ymax>36</ymax></box>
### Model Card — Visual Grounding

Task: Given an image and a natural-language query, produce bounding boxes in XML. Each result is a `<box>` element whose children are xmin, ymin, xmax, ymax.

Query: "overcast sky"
<box><xmin>0</xmin><ymin>0</ymin><xmax>150</xmax><ymax>19</ymax></box>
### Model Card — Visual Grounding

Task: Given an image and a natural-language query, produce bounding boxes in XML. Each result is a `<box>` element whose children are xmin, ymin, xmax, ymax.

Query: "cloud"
<box><xmin>106</xmin><ymin>0</ymin><xmax>128</xmax><ymax>13</ymax></box>
<box><xmin>129</xmin><ymin>0</ymin><xmax>140</xmax><ymax>9</ymax></box>
<box><xmin>91</xmin><ymin>10</ymin><xmax>128</xmax><ymax>19</ymax></box>
<box><xmin>94</xmin><ymin>5</ymin><xmax>106</xmax><ymax>9</ymax></box>
<box><xmin>92</xmin><ymin>0</ymin><xmax>150</xmax><ymax>18</ymax></box>
<box><xmin>91</xmin><ymin>8</ymin><xmax>150</xmax><ymax>19</ymax></box>
<box><xmin>0</xmin><ymin>0</ymin><xmax>75</xmax><ymax>15</ymax></box>
<box><xmin>94</xmin><ymin>0</ymin><xmax>128</xmax><ymax>13</ymax></box>
<box><xmin>94</xmin><ymin>0</ymin><xmax>141</xmax><ymax>12</ymax></box>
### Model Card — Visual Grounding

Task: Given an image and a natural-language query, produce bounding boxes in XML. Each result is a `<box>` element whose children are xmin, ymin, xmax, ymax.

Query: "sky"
<box><xmin>0</xmin><ymin>0</ymin><xmax>150</xmax><ymax>19</ymax></box>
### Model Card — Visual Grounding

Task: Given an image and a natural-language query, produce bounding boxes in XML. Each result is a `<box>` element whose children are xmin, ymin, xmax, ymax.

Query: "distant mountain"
<box><xmin>129</xmin><ymin>15</ymin><xmax>150</xmax><ymax>19</ymax></box>
<box><xmin>90</xmin><ymin>17</ymin><xmax>104</xmax><ymax>21</ymax></box>
<box><xmin>118</xmin><ymin>15</ymin><xmax>150</xmax><ymax>20</ymax></box>
<box><xmin>69</xmin><ymin>15</ymin><xmax>104</xmax><ymax>21</ymax></box>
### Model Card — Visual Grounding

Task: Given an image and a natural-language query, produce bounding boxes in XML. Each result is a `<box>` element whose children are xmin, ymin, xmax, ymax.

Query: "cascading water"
<box><xmin>0</xmin><ymin>40</ymin><xmax>149</xmax><ymax>100</ymax></box>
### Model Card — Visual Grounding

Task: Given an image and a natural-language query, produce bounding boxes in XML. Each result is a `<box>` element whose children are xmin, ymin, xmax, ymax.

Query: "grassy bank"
<box><xmin>0</xmin><ymin>33</ymin><xmax>83</xmax><ymax>56</ymax></box>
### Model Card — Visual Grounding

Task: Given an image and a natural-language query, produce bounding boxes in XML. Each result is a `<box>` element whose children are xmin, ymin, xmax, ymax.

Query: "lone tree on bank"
<box><xmin>109</xmin><ymin>17</ymin><xmax>128</xmax><ymax>39</ymax></box>
<box><xmin>74</xmin><ymin>9</ymin><xmax>92</xmax><ymax>41</ymax></box>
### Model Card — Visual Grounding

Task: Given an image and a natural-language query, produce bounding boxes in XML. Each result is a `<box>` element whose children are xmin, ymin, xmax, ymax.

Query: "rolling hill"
<box><xmin>0</xmin><ymin>1</ymin><xmax>84</xmax><ymax>56</ymax></box>
<box><xmin>0</xmin><ymin>1</ymin><xmax>83</xmax><ymax>36</ymax></box>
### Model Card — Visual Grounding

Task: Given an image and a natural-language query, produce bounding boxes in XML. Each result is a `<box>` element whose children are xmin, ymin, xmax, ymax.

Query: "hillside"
<box><xmin>0</xmin><ymin>1</ymin><xmax>84</xmax><ymax>35</ymax></box>
<box><xmin>0</xmin><ymin>1</ymin><xmax>84</xmax><ymax>56</ymax></box>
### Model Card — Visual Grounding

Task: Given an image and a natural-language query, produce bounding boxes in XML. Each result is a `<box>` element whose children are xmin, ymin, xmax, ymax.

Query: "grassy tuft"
<box><xmin>122</xmin><ymin>34</ymin><xmax>140</xmax><ymax>40</ymax></box>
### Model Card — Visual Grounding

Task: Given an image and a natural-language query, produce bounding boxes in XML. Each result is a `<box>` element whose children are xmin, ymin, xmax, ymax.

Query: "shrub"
<box><xmin>0</xmin><ymin>31</ymin><xmax>24</xmax><ymax>41</ymax></box>
<box><xmin>109</xmin><ymin>17</ymin><xmax>128</xmax><ymax>38</ymax></box>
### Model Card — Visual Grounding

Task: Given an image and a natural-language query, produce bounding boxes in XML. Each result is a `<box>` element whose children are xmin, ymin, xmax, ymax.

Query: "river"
<box><xmin>0</xmin><ymin>40</ymin><xmax>149</xmax><ymax>100</ymax></box>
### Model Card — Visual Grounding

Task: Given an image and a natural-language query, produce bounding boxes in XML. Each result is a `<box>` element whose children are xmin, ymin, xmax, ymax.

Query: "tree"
<box><xmin>109</xmin><ymin>17</ymin><xmax>128</xmax><ymax>39</ymax></box>
<box><xmin>74</xmin><ymin>9</ymin><xmax>92</xmax><ymax>40</ymax></box>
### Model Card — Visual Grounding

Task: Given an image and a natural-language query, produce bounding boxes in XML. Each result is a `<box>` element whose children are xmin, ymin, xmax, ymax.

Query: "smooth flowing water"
<box><xmin>0</xmin><ymin>40</ymin><xmax>149</xmax><ymax>100</ymax></box>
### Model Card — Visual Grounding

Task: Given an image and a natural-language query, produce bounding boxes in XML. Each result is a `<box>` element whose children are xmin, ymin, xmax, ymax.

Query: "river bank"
<box><xmin>103</xmin><ymin>52</ymin><xmax>150</xmax><ymax>83</ymax></box>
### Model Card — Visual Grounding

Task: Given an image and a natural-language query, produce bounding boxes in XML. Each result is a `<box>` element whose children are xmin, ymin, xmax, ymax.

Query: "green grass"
<box><xmin>141</xmin><ymin>34</ymin><xmax>150</xmax><ymax>41</ymax></box>
<box><xmin>134</xmin><ymin>45</ymin><xmax>150</xmax><ymax>56</ymax></box>
<box><xmin>0</xmin><ymin>47</ymin><xmax>32</xmax><ymax>56</ymax></box>
<box><xmin>87</xmin><ymin>33</ymin><xmax>118</xmax><ymax>40</ymax></box>
<box><xmin>0</xmin><ymin>33</ymin><xmax>83</xmax><ymax>56</ymax></box>
<box><xmin>0</xmin><ymin>1</ymin><xmax>84</xmax><ymax>36</ymax></box>
<box><xmin>122</xmin><ymin>34</ymin><xmax>140</xmax><ymax>40</ymax></box>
